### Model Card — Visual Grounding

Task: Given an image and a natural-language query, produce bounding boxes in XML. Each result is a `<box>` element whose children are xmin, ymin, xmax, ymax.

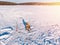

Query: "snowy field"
<box><xmin>0</xmin><ymin>5</ymin><xmax>60</xmax><ymax>45</ymax></box>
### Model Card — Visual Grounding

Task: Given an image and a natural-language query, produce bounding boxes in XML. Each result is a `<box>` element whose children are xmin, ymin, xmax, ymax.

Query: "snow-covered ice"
<box><xmin>0</xmin><ymin>5</ymin><xmax>60</xmax><ymax>45</ymax></box>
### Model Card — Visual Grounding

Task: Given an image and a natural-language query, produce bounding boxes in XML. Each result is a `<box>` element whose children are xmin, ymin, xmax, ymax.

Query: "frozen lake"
<box><xmin>0</xmin><ymin>5</ymin><xmax>60</xmax><ymax>26</ymax></box>
<box><xmin>0</xmin><ymin>5</ymin><xmax>60</xmax><ymax>45</ymax></box>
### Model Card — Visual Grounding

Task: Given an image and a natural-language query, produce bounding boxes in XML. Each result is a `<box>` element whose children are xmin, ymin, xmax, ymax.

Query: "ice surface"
<box><xmin>0</xmin><ymin>6</ymin><xmax>60</xmax><ymax>45</ymax></box>
<box><xmin>1</xmin><ymin>24</ymin><xmax>60</xmax><ymax>45</ymax></box>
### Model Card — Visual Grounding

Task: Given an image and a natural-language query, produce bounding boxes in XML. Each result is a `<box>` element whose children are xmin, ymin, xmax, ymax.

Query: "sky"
<box><xmin>0</xmin><ymin>0</ymin><xmax>60</xmax><ymax>3</ymax></box>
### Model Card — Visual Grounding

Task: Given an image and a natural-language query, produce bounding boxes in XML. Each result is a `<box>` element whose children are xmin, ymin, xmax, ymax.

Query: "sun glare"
<box><xmin>41</xmin><ymin>2</ymin><xmax>60</xmax><ymax>5</ymax></box>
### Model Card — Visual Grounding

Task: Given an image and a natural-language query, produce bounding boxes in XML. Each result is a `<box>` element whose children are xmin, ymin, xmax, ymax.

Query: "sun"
<box><xmin>41</xmin><ymin>2</ymin><xmax>60</xmax><ymax>5</ymax></box>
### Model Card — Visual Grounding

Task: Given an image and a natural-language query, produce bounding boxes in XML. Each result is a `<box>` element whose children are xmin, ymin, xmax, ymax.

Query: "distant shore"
<box><xmin>0</xmin><ymin>1</ymin><xmax>60</xmax><ymax>5</ymax></box>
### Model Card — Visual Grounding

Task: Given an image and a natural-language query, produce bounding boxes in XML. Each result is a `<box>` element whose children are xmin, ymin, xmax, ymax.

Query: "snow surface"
<box><xmin>0</xmin><ymin>5</ymin><xmax>60</xmax><ymax>45</ymax></box>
